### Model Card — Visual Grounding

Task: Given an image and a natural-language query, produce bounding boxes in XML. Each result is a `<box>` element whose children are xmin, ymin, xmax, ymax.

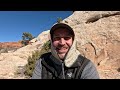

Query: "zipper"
<box><xmin>62</xmin><ymin>62</ymin><xmax>65</xmax><ymax>79</ymax></box>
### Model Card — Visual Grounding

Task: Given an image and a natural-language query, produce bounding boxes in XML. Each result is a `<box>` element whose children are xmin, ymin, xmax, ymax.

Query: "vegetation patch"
<box><xmin>24</xmin><ymin>40</ymin><xmax>51</xmax><ymax>77</ymax></box>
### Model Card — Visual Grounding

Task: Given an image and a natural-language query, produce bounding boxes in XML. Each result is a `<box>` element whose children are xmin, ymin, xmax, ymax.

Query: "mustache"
<box><xmin>56</xmin><ymin>45</ymin><xmax>68</xmax><ymax>49</ymax></box>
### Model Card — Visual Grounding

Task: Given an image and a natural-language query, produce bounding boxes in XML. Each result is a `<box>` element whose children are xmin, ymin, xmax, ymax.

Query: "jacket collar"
<box><xmin>50</xmin><ymin>54</ymin><xmax>85</xmax><ymax>68</ymax></box>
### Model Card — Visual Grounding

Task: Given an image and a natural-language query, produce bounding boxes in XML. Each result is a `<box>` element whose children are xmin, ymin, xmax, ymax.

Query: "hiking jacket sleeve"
<box><xmin>31</xmin><ymin>59</ymin><xmax>42</xmax><ymax>79</ymax></box>
<box><xmin>81</xmin><ymin>61</ymin><xmax>100</xmax><ymax>79</ymax></box>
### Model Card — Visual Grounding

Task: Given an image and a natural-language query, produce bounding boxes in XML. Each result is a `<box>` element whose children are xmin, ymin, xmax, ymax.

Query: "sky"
<box><xmin>0</xmin><ymin>11</ymin><xmax>72</xmax><ymax>42</ymax></box>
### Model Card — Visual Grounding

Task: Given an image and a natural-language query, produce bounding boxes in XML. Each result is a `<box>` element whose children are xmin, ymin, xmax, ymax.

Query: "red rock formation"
<box><xmin>0</xmin><ymin>42</ymin><xmax>22</xmax><ymax>48</ymax></box>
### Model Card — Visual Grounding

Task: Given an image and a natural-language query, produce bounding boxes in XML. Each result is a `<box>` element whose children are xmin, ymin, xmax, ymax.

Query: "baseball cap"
<box><xmin>50</xmin><ymin>23</ymin><xmax>75</xmax><ymax>39</ymax></box>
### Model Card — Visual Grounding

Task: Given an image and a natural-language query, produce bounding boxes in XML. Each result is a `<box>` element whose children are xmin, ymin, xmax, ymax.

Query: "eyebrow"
<box><xmin>53</xmin><ymin>35</ymin><xmax>73</xmax><ymax>38</ymax></box>
<box><xmin>54</xmin><ymin>33</ymin><xmax>72</xmax><ymax>35</ymax></box>
<box><xmin>53</xmin><ymin>34</ymin><xmax>73</xmax><ymax>38</ymax></box>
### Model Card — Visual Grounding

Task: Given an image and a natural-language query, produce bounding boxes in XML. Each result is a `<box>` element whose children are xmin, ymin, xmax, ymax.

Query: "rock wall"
<box><xmin>62</xmin><ymin>11</ymin><xmax>120</xmax><ymax>79</ymax></box>
<box><xmin>0</xmin><ymin>31</ymin><xmax>50</xmax><ymax>79</ymax></box>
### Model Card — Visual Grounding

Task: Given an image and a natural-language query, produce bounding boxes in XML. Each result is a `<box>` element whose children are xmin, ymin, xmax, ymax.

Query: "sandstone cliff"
<box><xmin>62</xmin><ymin>11</ymin><xmax>120</xmax><ymax>79</ymax></box>
<box><xmin>0</xmin><ymin>42</ymin><xmax>22</xmax><ymax>48</ymax></box>
<box><xmin>0</xmin><ymin>31</ymin><xmax>49</xmax><ymax>79</ymax></box>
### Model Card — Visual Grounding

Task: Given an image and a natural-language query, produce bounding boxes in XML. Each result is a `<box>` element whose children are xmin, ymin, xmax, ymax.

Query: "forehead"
<box><xmin>53</xmin><ymin>28</ymin><xmax>72</xmax><ymax>36</ymax></box>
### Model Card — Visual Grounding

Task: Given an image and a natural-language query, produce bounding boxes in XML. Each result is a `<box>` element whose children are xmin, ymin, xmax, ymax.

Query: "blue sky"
<box><xmin>0</xmin><ymin>11</ymin><xmax>72</xmax><ymax>42</ymax></box>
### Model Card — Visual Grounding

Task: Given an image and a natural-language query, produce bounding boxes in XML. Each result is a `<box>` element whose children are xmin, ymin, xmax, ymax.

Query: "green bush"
<box><xmin>0</xmin><ymin>48</ymin><xmax>8</xmax><ymax>53</ymax></box>
<box><xmin>24</xmin><ymin>40</ymin><xmax>51</xmax><ymax>77</ymax></box>
<box><xmin>21</xmin><ymin>32</ymin><xmax>35</xmax><ymax>46</ymax></box>
<box><xmin>57</xmin><ymin>17</ymin><xmax>63</xmax><ymax>23</ymax></box>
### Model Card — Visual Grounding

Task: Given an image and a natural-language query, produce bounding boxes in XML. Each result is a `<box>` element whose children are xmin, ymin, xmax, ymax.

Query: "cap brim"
<box><xmin>50</xmin><ymin>23</ymin><xmax>74</xmax><ymax>35</ymax></box>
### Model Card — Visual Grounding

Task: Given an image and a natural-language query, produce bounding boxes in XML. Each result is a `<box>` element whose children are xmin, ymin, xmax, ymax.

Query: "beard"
<box><xmin>58</xmin><ymin>53</ymin><xmax>66</xmax><ymax>60</ymax></box>
<box><xmin>56</xmin><ymin>45</ymin><xmax>69</xmax><ymax>60</ymax></box>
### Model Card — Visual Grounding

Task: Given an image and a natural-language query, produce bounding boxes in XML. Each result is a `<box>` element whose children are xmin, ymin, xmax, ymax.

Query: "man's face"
<box><xmin>52</xmin><ymin>28</ymin><xmax>73</xmax><ymax>60</ymax></box>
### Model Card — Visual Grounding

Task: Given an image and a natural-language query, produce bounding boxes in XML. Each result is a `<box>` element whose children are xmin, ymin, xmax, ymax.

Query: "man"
<box><xmin>31</xmin><ymin>23</ymin><xmax>100</xmax><ymax>79</ymax></box>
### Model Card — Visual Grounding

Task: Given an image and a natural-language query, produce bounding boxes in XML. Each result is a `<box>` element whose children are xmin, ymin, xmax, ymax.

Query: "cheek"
<box><xmin>53</xmin><ymin>41</ymin><xmax>58</xmax><ymax>47</ymax></box>
<box><xmin>67</xmin><ymin>39</ymin><xmax>73</xmax><ymax>47</ymax></box>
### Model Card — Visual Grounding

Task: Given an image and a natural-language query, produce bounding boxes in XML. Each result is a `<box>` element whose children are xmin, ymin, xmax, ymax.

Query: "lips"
<box><xmin>57</xmin><ymin>47</ymin><xmax>67</xmax><ymax>50</ymax></box>
<box><xmin>56</xmin><ymin>47</ymin><xmax>68</xmax><ymax>54</ymax></box>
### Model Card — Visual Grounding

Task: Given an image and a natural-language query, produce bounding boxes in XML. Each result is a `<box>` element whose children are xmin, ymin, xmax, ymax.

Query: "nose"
<box><xmin>59</xmin><ymin>38</ymin><xmax>66</xmax><ymax>45</ymax></box>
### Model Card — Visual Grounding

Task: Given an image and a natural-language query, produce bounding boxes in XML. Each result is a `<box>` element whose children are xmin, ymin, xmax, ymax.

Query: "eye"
<box><xmin>53</xmin><ymin>37</ymin><xmax>60</xmax><ymax>41</ymax></box>
<box><xmin>53</xmin><ymin>36</ymin><xmax>72</xmax><ymax>41</ymax></box>
<box><xmin>64</xmin><ymin>36</ymin><xmax>71</xmax><ymax>40</ymax></box>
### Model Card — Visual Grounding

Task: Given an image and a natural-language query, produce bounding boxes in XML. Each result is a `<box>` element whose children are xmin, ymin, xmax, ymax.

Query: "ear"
<box><xmin>48</xmin><ymin>33</ymin><xmax>51</xmax><ymax>40</ymax></box>
<box><xmin>48</xmin><ymin>33</ymin><xmax>53</xmax><ymax>42</ymax></box>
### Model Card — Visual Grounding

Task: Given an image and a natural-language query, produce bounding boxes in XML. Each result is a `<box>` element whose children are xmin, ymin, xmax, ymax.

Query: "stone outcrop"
<box><xmin>0</xmin><ymin>42</ymin><xmax>23</xmax><ymax>53</ymax></box>
<box><xmin>0</xmin><ymin>42</ymin><xmax>22</xmax><ymax>48</ymax></box>
<box><xmin>62</xmin><ymin>11</ymin><xmax>120</xmax><ymax>79</ymax></box>
<box><xmin>0</xmin><ymin>31</ymin><xmax>49</xmax><ymax>79</ymax></box>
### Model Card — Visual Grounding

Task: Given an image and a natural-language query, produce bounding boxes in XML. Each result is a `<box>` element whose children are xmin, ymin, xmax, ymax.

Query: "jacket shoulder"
<box><xmin>77</xmin><ymin>55</ymin><xmax>90</xmax><ymax>66</ymax></box>
<box><xmin>40</xmin><ymin>52</ymin><xmax>51</xmax><ymax>59</ymax></box>
<box><xmin>80</xmin><ymin>59</ymin><xmax>100</xmax><ymax>79</ymax></box>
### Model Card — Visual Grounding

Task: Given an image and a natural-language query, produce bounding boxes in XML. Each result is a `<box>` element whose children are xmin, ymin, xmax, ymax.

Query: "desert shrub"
<box><xmin>24</xmin><ymin>40</ymin><xmax>51</xmax><ymax>77</ymax></box>
<box><xmin>0</xmin><ymin>47</ymin><xmax>19</xmax><ymax>53</ymax></box>
<box><xmin>57</xmin><ymin>17</ymin><xmax>63</xmax><ymax>23</ymax></box>
<box><xmin>0</xmin><ymin>48</ymin><xmax>8</xmax><ymax>53</ymax></box>
<box><xmin>21</xmin><ymin>32</ymin><xmax>35</xmax><ymax>46</ymax></box>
